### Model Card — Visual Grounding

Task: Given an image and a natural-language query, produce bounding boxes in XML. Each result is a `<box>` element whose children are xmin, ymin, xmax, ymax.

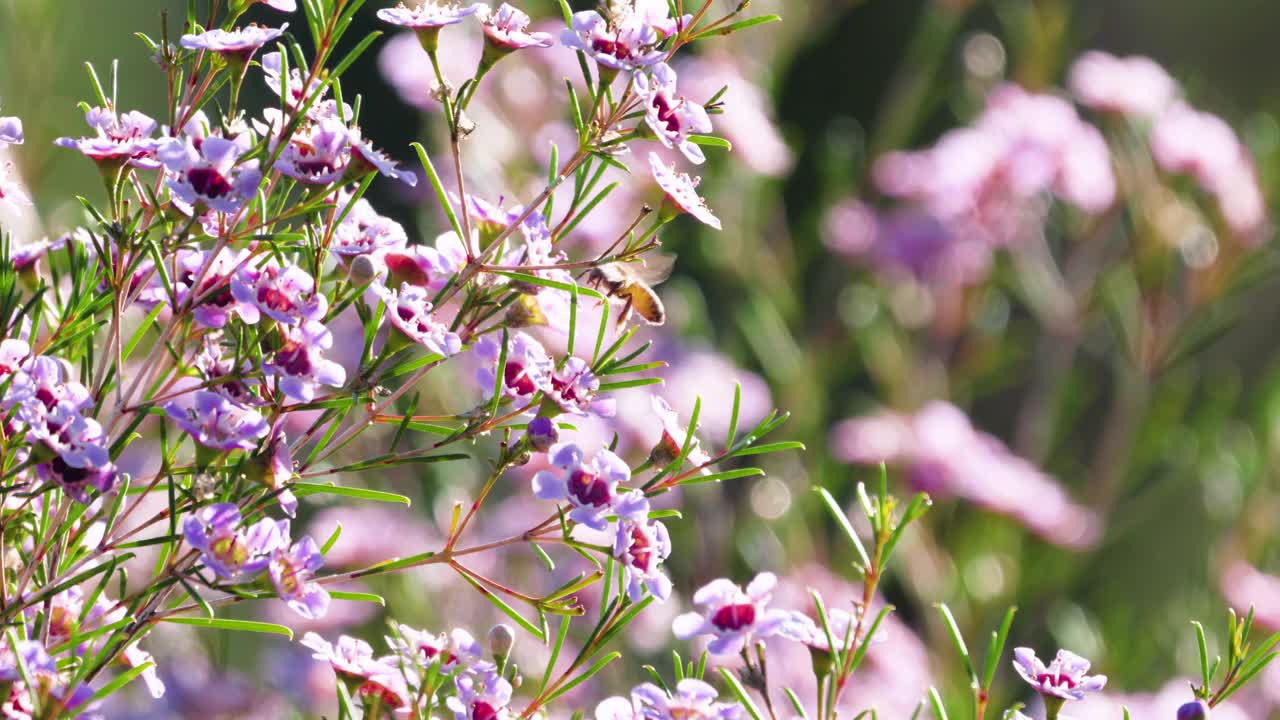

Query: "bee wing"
<box><xmin>634</xmin><ymin>253</ymin><xmax>677</xmax><ymax>286</ymax></box>
<box><xmin>622</xmin><ymin>283</ymin><xmax>666</xmax><ymax>325</ymax></box>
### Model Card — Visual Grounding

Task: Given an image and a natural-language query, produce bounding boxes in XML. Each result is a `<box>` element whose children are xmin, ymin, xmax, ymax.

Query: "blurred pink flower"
<box><xmin>1150</xmin><ymin>101</ymin><xmax>1267</xmax><ymax>242</ymax></box>
<box><xmin>830</xmin><ymin>401</ymin><xmax>1100</xmax><ymax>548</ymax></box>
<box><xmin>1068</xmin><ymin>51</ymin><xmax>1178</xmax><ymax>117</ymax></box>
<box><xmin>875</xmin><ymin>84</ymin><xmax>1115</xmax><ymax>249</ymax></box>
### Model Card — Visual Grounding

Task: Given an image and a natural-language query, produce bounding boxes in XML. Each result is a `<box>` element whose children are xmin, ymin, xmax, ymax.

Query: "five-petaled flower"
<box><xmin>378</xmin><ymin>2</ymin><xmax>481</xmax><ymax>52</ymax></box>
<box><xmin>180</xmin><ymin>24</ymin><xmax>288</xmax><ymax>63</ymax></box>
<box><xmin>561</xmin><ymin>10</ymin><xmax>666</xmax><ymax>73</ymax></box>
<box><xmin>649</xmin><ymin>153</ymin><xmax>722</xmax><ymax>230</ymax></box>
<box><xmin>183</xmin><ymin>503</ymin><xmax>284</xmax><ymax>581</ymax></box>
<box><xmin>158</xmin><ymin>135</ymin><xmax>262</xmax><ymax>214</ymax></box>
<box><xmin>479</xmin><ymin>3</ymin><xmax>554</xmax><ymax>60</ymax></box>
<box><xmin>532</xmin><ymin>442</ymin><xmax>649</xmax><ymax>531</ymax></box>
<box><xmin>380</xmin><ymin>282</ymin><xmax>464</xmax><ymax>357</ymax></box>
<box><xmin>636</xmin><ymin>63</ymin><xmax>713</xmax><ymax>164</ymax></box>
<box><xmin>671</xmin><ymin>572</ymin><xmax>809</xmax><ymax>655</ymax></box>
<box><xmin>1012</xmin><ymin>647</ymin><xmax>1107</xmax><ymax>702</ymax></box>
<box><xmin>264</xmin><ymin>320</ymin><xmax>348</xmax><ymax>403</ymax></box>
<box><xmin>165</xmin><ymin>390</ymin><xmax>270</xmax><ymax>451</ymax></box>
<box><xmin>613</xmin><ymin>515</ymin><xmax>673</xmax><ymax>602</ymax></box>
<box><xmin>55</xmin><ymin>107</ymin><xmax>162</xmax><ymax>168</ymax></box>
<box><xmin>631</xmin><ymin>680</ymin><xmax>743</xmax><ymax>720</ymax></box>
<box><xmin>270</xmin><ymin>534</ymin><xmax>330</xmax><ymax>619</ymax></box>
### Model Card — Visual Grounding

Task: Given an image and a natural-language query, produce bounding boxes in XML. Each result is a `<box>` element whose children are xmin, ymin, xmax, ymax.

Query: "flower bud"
<box><xmin>348</xmin><ymin>254</ymin><xmax>379</xmax><ymax>286</ymax></box>
<box><xmin>1176</xmin><ymin>700</ymin><xmax>1210</xmax><ymax>720</ymax></box>
<box><xmin>526</xmin><ymin>417</ymin><xmax>559</xmax><ymax>453</ymax></box>
<box><xmin>488</xmin><ymin>623</ymin><xmax>515</xmax><ymax>660</ymax></box>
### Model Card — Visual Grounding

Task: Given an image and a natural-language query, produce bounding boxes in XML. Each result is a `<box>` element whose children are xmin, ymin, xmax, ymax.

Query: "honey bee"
<box><xmin>585</xmin><ymin>254</ymin><xmax>676</xmax><ymax>327</ymax></box>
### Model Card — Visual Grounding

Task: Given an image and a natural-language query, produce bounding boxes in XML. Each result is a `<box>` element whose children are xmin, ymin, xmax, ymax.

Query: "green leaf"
<box><xmin>457</xmin><ymin>571</ymin><xmax>547</xmax><ymax>642</ymax></box>
<box><xmin>687</xmin><ymin>134</ymin><xmax>732</xmax><ymax>150</ymax></box>
<box><xmin>160</xmin><ymin>616</ymin><xmax>294</xmax><ymax>639</ymax></box>
<box><xmin>936</xmin><ymin>603</ymin><xmax>975</xmax><ymax>682</ymax></box>
<box><xmin>330</xmin><ymin>590</ymin><xmax>386</xmax><ymax>605</ymax></box>
<box><xmin>814</xmin><ymin>486</ymin><xmax>871</xmax><ymax>569</ymax></box>
<box><xmin>927</xmin><ymin>687</ymin><xmax>949</xmax><ymax>720</ymax></box>
<box><xmin>982</xmin><ymin>606</ymin><xmax>1017</xmax><ymax>690</ymax></box>
<box><xmin>693</xmin><ymin>14</ymin><xmax>781</xmax><ymax>39</ymax></box>
<box><xmin>719</xmin><ymin>668</ymin><xmax>765</xmax><ymax>720</ymax></box>
<box><xmin>411</xmin><ymin>142</ymin><xmax>467</xmax><ymax>245</ymax></box>
<box><xmin>291</xmin><ymin>482</ymin><xmax>411</xmax><ymax>506</ymax></box>
<box><xmin>87</xmin><ymin>661</ymin><xmax>155</xmax><ymax>705</ymax></box>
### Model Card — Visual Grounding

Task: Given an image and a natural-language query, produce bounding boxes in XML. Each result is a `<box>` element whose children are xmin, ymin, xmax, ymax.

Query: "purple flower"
<box><xmin>378</xmin><ymin>2</ymin><xmax>481</xmax><ymax>30</ymax></box>
<box><xmin>376</xmin><ymin>237</ymin><xmax>465</xmax><ymax>291</ymax></box>
<box><xmin>183</xmin><ymin>503</ymin><xmax>285</xmax><ymax>581</ymax></box>
<box><xmin>263</xmin><ymin>427</ymin><xmax>298</xmax><ymax>517</ymax></box>
<box><xmin>158</xmin><ymin>135</ymin><xmax>262</xmax><ymax>214</ymax></box>
<box><xmin>480</xmin><ymin>4</ymin><xmax>554</xmax><ymax>52</ymax></box>
<box><xmin>347</xmin><ymin>130</ymin><xmax>417</xmax><ymax>186</ymax></box>
<box><xmin>474</xmin><ymin>331</ymin><xmax>554</xmax><ymax>399</ymax></box>
<box><xmin>265</xmin><ymin>320</ymin><xmax>347</xmax><ymax>403</ymax></box>
<box><xmin>551</xmin><ymin>357</ymin><xmax>615</xmax><ymax>417</ymax></box>
<box><xmin>561</xmin><ymin>11</ymin><xmax>665</xmax><ymax>73</ymax></box>
<box><xmin>526</xmin><ymin>416</ymin><xmax>559</xmax><ymax>453</ymax></box>
<box><xmin>379</xmin><ymin>282</ymin><xmax>463</xmax><ymax>356</ymax></box>
<box><xmin>671</xmin><ymin>572</ymin><xmax>809</xmax><ymax>655</ymax></box>
<box><xmin>448</xmin><ymin>666</ymin><xmax>514</xmax><ymax>720</ymax></box>
<box><xmin>389</xmin><ymin>624</ymin><xmax>482</xmax><ymax>673</ymax></box>
<box><xmin>37</xmin><ymin>447</ymin><xmax>117</xmax><ymax>505</ymax></box>
<box><xmin>1176</xmin><ymin>700</ymin><xmax>1210</xmax><ymax>720</ymax></box>
<box><xmin>1012</xmin><ymin>647</ymin><xmax>1107</xmax><ymax>702</ymax></box>
<box><xmin>302</xmin><ymin>632</ymin><xmax>385</xmax><ymax>680</ymax></box>
<box><xmin>649</xmin><ymin>153</ymin><xmax>721</xmax><ymax>230</ymax></box>
<box><xmin>829</xmin><ymin>401</ymin><xmax>1100</xmax><ymax>549</ymax></box>
<box><xmin>261</xmin><ymin>52</ymin><xmax>334</xmax><ymax>118</ymax></box>
<box><xmin>531</xmin><ymin>442</ymin><xmax>647</xmax><ymax>531</ymax></box>
<box><xmin>629</xmin><ymin>0</ymin><xmax>691</xmax><ymax>38</ymax></box>
<box><xmin>165</xmin><ymin>390</ymin><xmax>270</xmax><ymax>451</ymax></box>
<box><xmin>874</xmin><ymin>84</ymin><xmax>1115</xmax><ymax>249</ymax></box>
<box><xmin>270</xmin><ymin>534</ymin><xmax>330</xmax><ymax>619</ymax></box>
<box><xmin>137</xmin><ymin>247</ymin><xmax>257</xmax><ymax>328</ymax></box>
<box><xmin>613</xmin><ymin>516</ymin><xmax>672</xmax><ymax>602</ymax></box>
<box><xmin>55</xmin><ymin>107</ymin><xmax>161</xmax><ymax>168</ymax></box>
<box><xmin>0</xmin><ymin>116</ymin><xmax>22</xmax><ymax>146</ymax></box>
<box><xmin>274</xmin><ymin>117</ymin><xmax>351</xmax><ymax>185</ymax></box>
<box><xmin>333</xmin><ymin>196</ymin><xmax>408</xmax><ymax>257</ymax></box>
<box><xmin>231</xmin><ymin>262</ymin><xmax>327</xmax><ymax>325</ymax></box>
<box><xmin>1068</xmin><ymin>51</ymin><xmax>1177</xmax><ymax>117</ymax></box>
<box><xmin>379</xmin><ymin>1</ymin><xmax>481</xmax><ymax>53</ymax></box>
<box><xmin>181</xmin><ymin>24</ymin><xmax>288</xmax><ymax>62</ymax></box>
<box><xmin>631</xmin><ymin>680</ymin><xmax>743</xmax><ymax>720</ymax></box>
<box><xmin>636</xmin><ymin>63</ymin><xmax>712</xmax><ymax>164</ymax></box>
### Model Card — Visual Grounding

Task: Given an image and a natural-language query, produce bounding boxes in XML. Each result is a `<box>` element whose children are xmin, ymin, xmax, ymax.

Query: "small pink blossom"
<box><xmin>649</xmin><ymin>152</ymin><xmax>721</xmax><ymax>229</ymax></box>
<box><xmin>480</xmin><ymin>3</ymin><xmax>554</xmax><ymax>51</ymax></box>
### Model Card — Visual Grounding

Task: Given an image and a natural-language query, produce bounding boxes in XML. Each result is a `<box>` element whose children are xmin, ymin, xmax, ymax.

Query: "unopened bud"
<box><xmin>349</xmin><ymin>254</ymin><xmax>379</xmax><ymax>286</ymax></box>
<box><xmin>1176</xmin><ymin>700</ymin><xmax>1210</xmax><ymax>720</ymax></box>
<box><xmin>488</xmin><ymin>623</ymin><xmax>515</xmax><ymax>660</ymax></box>
<box><xmin>526</xmin><ymin>417</ymin><xmax>559</xmax><ymax>453</ymax></box>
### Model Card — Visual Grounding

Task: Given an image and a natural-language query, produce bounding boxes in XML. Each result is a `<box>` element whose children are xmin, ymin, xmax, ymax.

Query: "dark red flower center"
<box><xmin>711</xmin><ymin>603</ymin><xmax>756</xmax><ymax>632</ymax></box>
<box><xmin>473</xmin><ymin>701</ymin><xmax>499</xmax><ymax>720</ymax></box>
<box><xmin>504</xmin><ymin>362</ymin><xmax>539</xmax><ymax>396</ymax></box>
<box><xmin>568</xmin><ymin>468</ymin><xmax>611</xmax><ymax>507</ymax></box>
<box><xmin>1037</xmin><ymin>672</ymin><xmax>1076</xmax><ymax>689</ymax></box>
<box><xmin>188</xmin><ymin>167</ymin><xmax>234</xmax><ymax>199</ymax></box>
